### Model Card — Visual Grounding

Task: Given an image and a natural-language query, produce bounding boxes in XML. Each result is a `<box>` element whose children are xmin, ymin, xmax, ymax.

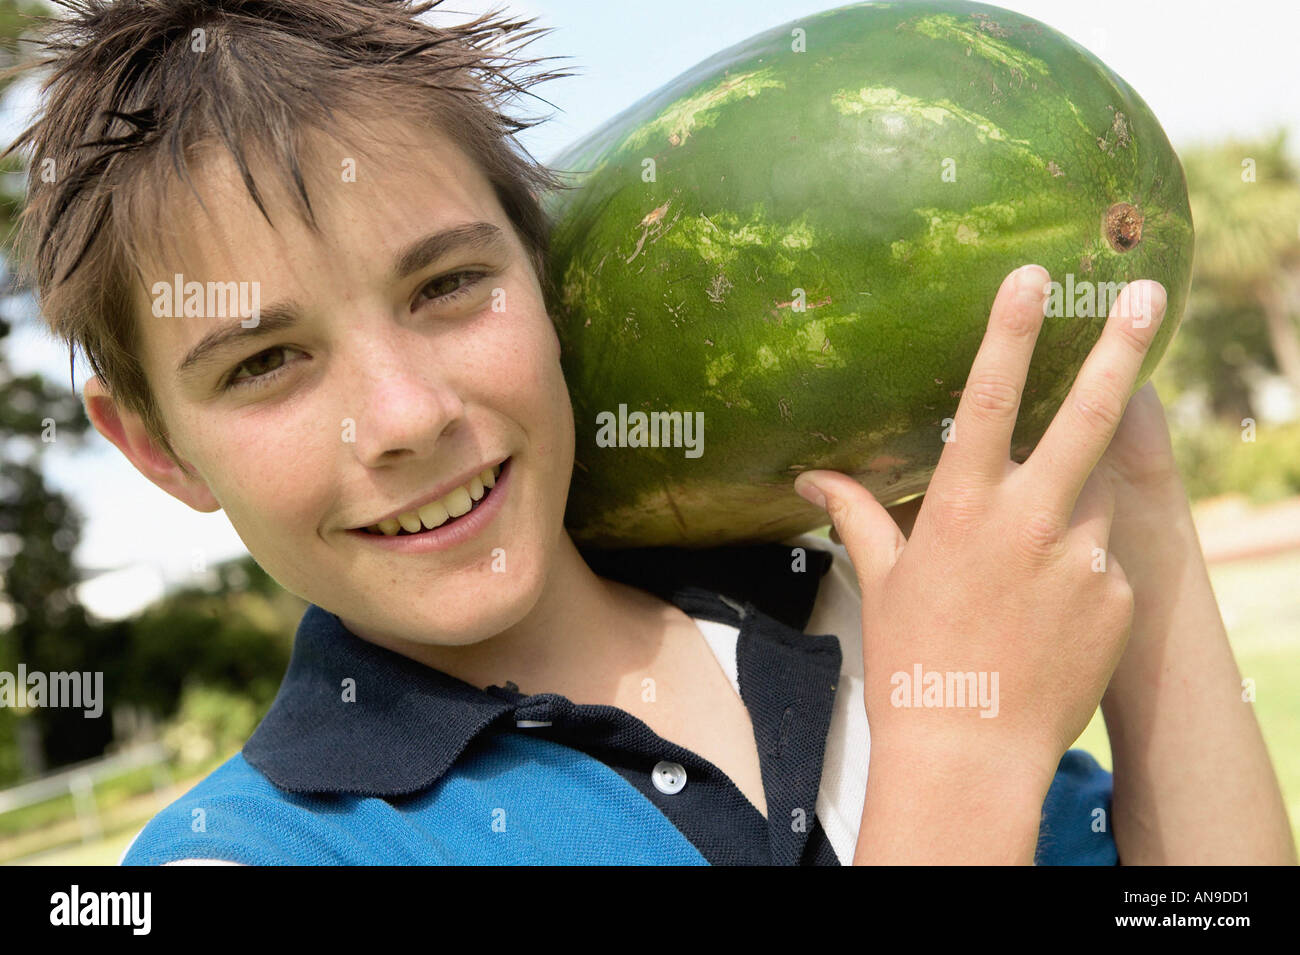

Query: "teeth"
<box><xmin>364</xmin><ymin>460</ymin><xmax>506</xmax><ymax>535</ymax></box>
<box><xmin>444</xmin><ymin>486</ymin><xmax>473</xmax><ymax>518</ymax></box>
<box><xmin>417</xmin><ymin>499</ymin><xmax>449</xmax><ymax>530</ymax></box>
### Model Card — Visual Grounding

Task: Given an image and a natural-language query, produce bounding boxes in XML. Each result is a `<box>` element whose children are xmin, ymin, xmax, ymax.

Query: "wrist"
<box><xmin>1104</xmin><ymin>506</ymin><xmax>1231</xmax><ymax>728</ymax></box>
<box><xmin>868</xmin><ymin>725</ymin><xmax>1060</xmax><ymax>802</ymax></box>
<box><xmin>1123</xmin><ymin>476</ymin><xmax>1194</xmax><ymax>531</ymax></box>
<box><xmin>1110</xmin><ymin>484</ymin><xmax>1201</xmax><ymax>586</ymax></box>
<box><xmin>858</xmin><ymin>731</ymin><xmax>1054</xmax><ymax>864</ymax></box>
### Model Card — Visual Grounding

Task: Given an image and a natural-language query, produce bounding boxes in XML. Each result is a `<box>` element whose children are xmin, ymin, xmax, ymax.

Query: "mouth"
<box><xmin>356</xmin><ymin>456</ymin><xmax>510</xmax><ymax>537</ymax></box>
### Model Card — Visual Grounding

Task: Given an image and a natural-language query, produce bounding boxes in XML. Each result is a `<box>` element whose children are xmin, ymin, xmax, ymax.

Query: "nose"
<box><xmin>339</xmin><ymin>322</ymin><xmax>467</xmax><ymax>468</ymax></box>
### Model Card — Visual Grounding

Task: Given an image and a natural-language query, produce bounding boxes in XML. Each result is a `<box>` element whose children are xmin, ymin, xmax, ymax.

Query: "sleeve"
<box><xmin>118</xmin><ymin>790</ymin><xmax>321</xmax><ymax>865</ymax></box>
<box><xmin>1034</xmin><ymin>749</ymin><xmax>1119</xmax><ymax>865</ymax></box>
<box><xmin>162</xmin><ymin>859</ymin><xmax>247</xmax><ymax>865</ymax></box>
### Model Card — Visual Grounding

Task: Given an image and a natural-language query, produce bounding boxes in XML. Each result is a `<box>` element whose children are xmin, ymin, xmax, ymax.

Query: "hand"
<box><xmin>795</xmin><ymin>264</ymin><xmax>1169</xmax><ymax>780</ymax></box>
<box><xmin>1095</xmin><ymin>380</ymin><xmax>1184</xmax><ymax>502</ymax></box>
<box><xmin>1093</xmin><ymin>380</ymin><xmax>1205</xmax><ymax>689</ymax></box>
<box><xmin>857</xmin><ymin>381</ymin><xmax>1177</xmax><ymax>547</ymax></box>
<box><xmin>1092</xmin><ymin>377</ymin><xmax>1198</xmax><ymax>579</ymax></box>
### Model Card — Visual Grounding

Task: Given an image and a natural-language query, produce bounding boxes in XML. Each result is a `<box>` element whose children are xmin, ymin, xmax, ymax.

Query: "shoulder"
<box><xmin>118</xmin><ymin>751</ymin><xmax>338</xmax><ymax>866</ymax></box>
<box><xmin>121</xmin><ymin>734</ymin><xmax>710</xmax><ymax>866</ymax></box>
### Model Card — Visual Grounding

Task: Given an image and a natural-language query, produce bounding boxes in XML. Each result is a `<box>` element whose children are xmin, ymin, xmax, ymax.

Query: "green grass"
<box><xmin>0</xmin><ymin>752</ymin><xmax>232</xmax><ymax>864</ymax></box>
<box><xmin>0</xmin><ymin>761</ymin><xmax>171</xmax><ymax>839</ymax></box>
<box><xmin>16</xmin><ymin>815</ymin><xmax>154</xmax><ymax>866</ymax></box>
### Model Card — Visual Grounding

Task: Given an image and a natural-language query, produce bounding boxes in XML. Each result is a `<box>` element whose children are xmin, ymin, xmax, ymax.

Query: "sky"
<box><xmin>1</xmin><ymin>0</ymin><xmax>1297</xmax><ymax>621</ymax></box>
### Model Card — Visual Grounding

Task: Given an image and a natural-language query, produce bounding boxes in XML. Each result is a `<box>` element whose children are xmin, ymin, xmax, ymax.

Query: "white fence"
<box><xmin>0</xmin><ymin>742</ymin><xmax>172</xmax><ymax>844</ymax></box>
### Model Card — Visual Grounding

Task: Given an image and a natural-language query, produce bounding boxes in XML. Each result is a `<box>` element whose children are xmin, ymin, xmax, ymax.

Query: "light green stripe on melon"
<box><xmin>705</xmin><ymin>311</ymin><xmax>856</xmax><ymax>414</ymax></box>
<box><xmin>891</xmin><ymin>200</ymin><xmax>1019</xmax><ymax>258</ymax></box>
<box><xmin>737</xmin><ymin>313</ymin><xmax>857</xmax><ymax>375</ymax></box>
<box><xmin>665</xmin><ymin>210</ymin><xmax>815</xmax><ymax>271</ymax></box>
<box><xmin>892</xmin><ymin>212</ymin><xmax>1085</xmax><ymax>263</ymax></box>
<box><xmin>906</xmin><ymin>13</ymin><xmax>1050</xmax><ymax>77</ymax></box>
<box><xmin>795</xmin><ymin>315</ymin><xmax>853</xmax><ymax>367</ymax></box>
<box><xmin>704</xmin><ymin>351</ymin><xmax>736</xmax><ymax>387</ymax></box>
<box><xmin>1063</xmin><ymin>98</ymin><xmax>1091</xmax><ymax>140</ymax></box>
<box><xmin>830</xmin><ymin>86</ymin><xmax>1045</xmax><ymax>170</ymax></box>
<box><xmin>621</xmin><ymin>68</ymin><xmax>786</xmax><ymax>150</ymax></box>
<box><xmin>1047</xmin><ymin>97</ymin><xmax>1125</xmax><ymax>196</ymax></box>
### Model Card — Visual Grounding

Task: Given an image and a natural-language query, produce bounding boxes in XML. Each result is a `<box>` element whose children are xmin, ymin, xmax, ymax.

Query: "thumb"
<box><xmin>794</xmin><ymin>471</ymin><xmax>906</xmax><ymax>592</ymax></box>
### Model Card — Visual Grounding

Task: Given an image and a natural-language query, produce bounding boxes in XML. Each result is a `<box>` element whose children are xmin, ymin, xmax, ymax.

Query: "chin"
<box><xmin>395</xmin><ymin>567</ymin><xmax>545</xmax><ymax>647</ymax></box>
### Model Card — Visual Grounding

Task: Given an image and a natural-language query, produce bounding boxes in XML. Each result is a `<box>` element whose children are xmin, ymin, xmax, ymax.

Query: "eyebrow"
<box><xmin>174</xmin><ymin>221</ymin><xmax>510</xmax><ymax>383</ymax></box>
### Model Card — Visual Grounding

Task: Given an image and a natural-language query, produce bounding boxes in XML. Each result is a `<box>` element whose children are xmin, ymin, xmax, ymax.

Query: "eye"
<box><xmin>416</xmin><ymin>269</ymin><xmax>491</xmax><ymax>307</ymax></box>
<box><xmin>223</xmin><ymin>345</ymin><xmax>304</xmax><ymax>392</ymax></box>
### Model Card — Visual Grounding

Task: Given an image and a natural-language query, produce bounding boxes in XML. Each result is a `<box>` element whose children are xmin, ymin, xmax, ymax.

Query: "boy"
<box><xmin>5</xmin><ymin>0</ymin><xmax>1293</xmax><ymax>864</ymax></box>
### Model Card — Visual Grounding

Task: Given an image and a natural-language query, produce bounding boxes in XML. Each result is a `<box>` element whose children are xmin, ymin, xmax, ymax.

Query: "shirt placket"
<box><xmin>732</xmin><ymin>601</ymin><xmax>843</xmax><ymax>865</ymax></box>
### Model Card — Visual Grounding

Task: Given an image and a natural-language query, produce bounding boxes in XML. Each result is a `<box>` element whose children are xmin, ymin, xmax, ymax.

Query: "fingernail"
<box><xmin>1014</xmin><ymin>264</ymin><xmax>1048</xmax><ymax>304</ymax></box>
<box><xmin>1128</xmin><ymin>281</ymin><xmax>1167</xmax><ymax>329</ymax></box>
<box><xmin>1148</xmin><ymin>282</ymin><xmax>1167</xmax><ymax>322</ymax></box>
<box><xmin>795</xmin><ymin>476</ymin><xmax>827</xmax><ymax>510</ymax></box>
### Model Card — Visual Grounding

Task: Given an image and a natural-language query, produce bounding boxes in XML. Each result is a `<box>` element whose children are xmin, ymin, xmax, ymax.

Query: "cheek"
<box><xmin>185</xmin><ymin>411</ymin><xmax>335</xmax><ymax>545</ymax></box>
<box><xmin>476</xmin><ymin>303</ymin><xmax>569</xmax><ymax>421</ymax></box>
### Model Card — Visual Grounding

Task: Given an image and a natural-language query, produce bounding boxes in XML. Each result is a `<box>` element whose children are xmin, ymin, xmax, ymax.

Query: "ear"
<box><xmin>82</xmin><ymin>375</ymin><xmax>221</xmax><ymax>513</ymax></box>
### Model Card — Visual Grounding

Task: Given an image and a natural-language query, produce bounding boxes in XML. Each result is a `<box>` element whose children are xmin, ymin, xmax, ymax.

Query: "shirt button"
<box><xmin>651</xmin><ymin>760</ymin><xmax>687</xmax><ymax>795</ymax></box>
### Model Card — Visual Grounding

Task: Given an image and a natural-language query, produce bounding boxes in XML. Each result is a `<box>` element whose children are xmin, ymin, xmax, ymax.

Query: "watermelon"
<box><xmin>544</xmin><ymin>0</ymin><xmax>1194</xmax><ymax>548</ymax></box>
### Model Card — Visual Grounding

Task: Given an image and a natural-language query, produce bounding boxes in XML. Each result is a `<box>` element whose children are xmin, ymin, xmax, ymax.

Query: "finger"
<box><xmin>933</xmin><ymin>264</ymin><xmax>1050</xmax><ymax>496</ymax></box>
<box><xmin>795</xmin><ymin>471</ymin><xmax>906</xmax><ymax>595</ymax></box>
<box><xmin>1026</xmin><ymin>279</ymin><xmax>1167</xmax><ymax>518</ymax></box>
<box><xmin>1068</xmin><ymin>465</ymin><xmax>1117</xmax><ymax>568</ymax></box>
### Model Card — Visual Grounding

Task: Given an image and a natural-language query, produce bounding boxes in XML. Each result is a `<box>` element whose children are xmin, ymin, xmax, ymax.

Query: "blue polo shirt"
<box><xmin>120</xmin><ymin>535</ymin><xmax>1118</xmax><ymax>865</ymax></box>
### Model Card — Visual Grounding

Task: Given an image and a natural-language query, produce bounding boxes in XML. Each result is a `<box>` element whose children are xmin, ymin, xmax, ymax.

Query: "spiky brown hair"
<box><xmin>1</xmin><ymin>0</ymin><xmax>576</xmax><ymax>472</ymax></box>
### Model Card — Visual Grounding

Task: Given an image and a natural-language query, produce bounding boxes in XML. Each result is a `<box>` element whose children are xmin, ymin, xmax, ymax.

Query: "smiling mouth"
<box><xmin>360</xmin><ymin>458</ymin><xmax>509</xmax><ymax>536</ymax></box>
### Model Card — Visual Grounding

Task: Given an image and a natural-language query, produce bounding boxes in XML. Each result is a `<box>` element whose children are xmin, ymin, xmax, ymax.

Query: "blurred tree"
<box><xmin>120</xmin><ymin>560</ymin><xmax>299</xmax><ymax>719</ymax></box>
<box><xmin>0</xmin><ymin>0</ymin><xmax>44</xmax><ymax>244</ymax></box>
<box><xmin>0</xmin><ymin>0</ymin><xmax>297</xmax><ymax>785</ymax></box>
<box><xmin>0</xmin><ymin>0</ymin><xmax>111</xmax><ymax>782</ymax></box>
<box><xmin>1163</xmin><ymin>131</ymin><xmax>1300</xmax><ymax>420</ymax></box>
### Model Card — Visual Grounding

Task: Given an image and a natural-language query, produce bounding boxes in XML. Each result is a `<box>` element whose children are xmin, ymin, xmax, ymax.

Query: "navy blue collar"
<box><xmin>242</xmin><ymin>540</ymin><xmax>837</xmax><ymax>797</ymax></box>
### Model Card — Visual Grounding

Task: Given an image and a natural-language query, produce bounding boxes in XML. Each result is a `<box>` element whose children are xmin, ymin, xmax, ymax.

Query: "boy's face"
<box><xmin>93</xmin><ymin>118</ymin><xmax>576</xmax><ymax>648</ymax></box>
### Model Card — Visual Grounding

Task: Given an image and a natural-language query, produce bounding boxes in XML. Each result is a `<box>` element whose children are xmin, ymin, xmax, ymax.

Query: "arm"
<box><xmin>1101</xmin><ymin>465</ymin><xmax>1297</xmax><ymax>864</ymax></box>
<box><xmin>853</xmin><ymin>734</ymin><xmax>1053</xmax><ymax>865</ymax></box>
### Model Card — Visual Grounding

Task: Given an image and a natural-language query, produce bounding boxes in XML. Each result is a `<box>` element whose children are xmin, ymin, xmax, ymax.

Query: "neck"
<box><xmin>344</xmin><ymin>531</ymin><xmax>679</xmax><ymax>699</ymax></box>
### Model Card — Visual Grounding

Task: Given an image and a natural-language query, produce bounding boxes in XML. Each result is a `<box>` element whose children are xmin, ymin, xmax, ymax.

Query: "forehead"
<box><xmin>140</xmin><ymin>116</ymin><xmax>499</xmax><ymax>285</ymax></box>
<box><xmin>131</xmin><ymin>117</ymin><xmax>509</xmax><ymax>382</ymax></box>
